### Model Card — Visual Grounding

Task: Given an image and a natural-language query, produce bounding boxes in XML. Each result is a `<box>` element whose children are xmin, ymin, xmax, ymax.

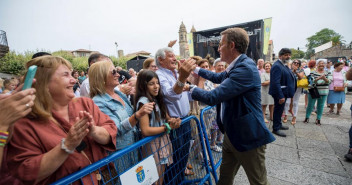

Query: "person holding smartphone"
<box><xmin>5</xmin><ymin>56</ymin><xmax>117</xmax><ymax>185</ymax></box>
<box><xmin>0</xmin><ymin>86</ymin><xmax>36</xmax><ymax>166</ymax></box>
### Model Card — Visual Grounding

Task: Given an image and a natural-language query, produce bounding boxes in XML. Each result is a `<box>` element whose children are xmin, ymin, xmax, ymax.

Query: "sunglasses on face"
<box><xmin>111</xmin><ymin>69</ymin><xmax>118</xmax><ymax>75</ymax></box>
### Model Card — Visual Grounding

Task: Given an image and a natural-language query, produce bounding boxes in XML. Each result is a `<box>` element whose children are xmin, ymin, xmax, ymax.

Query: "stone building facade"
<box><xmin>313</xmin><ymin>44</ymin><xmax>352</xmax><ymax>60</ymax></box>
<box><xmin>179</xmin><ymin>22</ymin><xmax>197</xmax><ymax>59</ymax></box>
<box><xmin>179</xmin><ymin>22</ymin><xmax>189</xmax><ymax>59</ymax></box>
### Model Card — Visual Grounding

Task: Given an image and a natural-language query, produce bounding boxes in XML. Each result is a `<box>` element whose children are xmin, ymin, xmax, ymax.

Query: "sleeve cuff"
<box><xmin>190</xmin><ymin>85</ymin><xmax>197</xmax><ymax>94</ymax></box>
<box><xmin>121</xmin><ymin>118</ymin><xmax>133</xmax><ymax>131</ymax></box>
<box><xmin>194</xmin><ymin>67</ymin><xmax>200</xmax><ymax>74</ymax></box>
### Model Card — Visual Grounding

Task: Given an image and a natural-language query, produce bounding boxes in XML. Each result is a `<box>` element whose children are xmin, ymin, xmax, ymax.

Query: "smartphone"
<box><xmin>22</xmin><ymin>65</ymin><xmax>37</xmax><ymax>90</ymax></box>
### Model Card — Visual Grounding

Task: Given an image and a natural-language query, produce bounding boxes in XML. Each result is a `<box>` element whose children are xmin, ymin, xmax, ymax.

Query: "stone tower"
<box><xmin>179</xmin><ymin>21</ymin><xmax>189</xmax><ymax>59</ymax></box>
<box><xmin>191</xmin><ymin>25</ymin><xmax>196</xmax><ymax>33</ymax></box>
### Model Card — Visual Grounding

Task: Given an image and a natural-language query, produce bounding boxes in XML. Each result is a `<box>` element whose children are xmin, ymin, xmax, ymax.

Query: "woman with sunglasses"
<box><xmin>89</xmin><ymin>61</ymin><xmax>154</xmax><ymax>173</ymax></box>
<box><xmin>283</xmin><ymin>60</ymin><xmax>305</xmax><ymax>125</ymax></box>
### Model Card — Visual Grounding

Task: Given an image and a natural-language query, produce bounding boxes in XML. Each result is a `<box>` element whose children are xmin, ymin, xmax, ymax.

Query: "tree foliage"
<box><xmin>0</xmin><ymin>50</ymin><xmax>131</xmax><ymax>75</ymax></box>
<box><xmin>290</xmin><ymin>48</ymin><xmax>305</xmax><ymax>59</ymax></box>
<box><xmin>110</xmin><ymin>56</ymin><xmax>129</xmax><ymax>69</ymax></box>
<box><xmin>0</xmin><ymin>51</ymin><xmax>34</xmax><ymax>75</ymax></box>
<box><xmin>305</xmin><ymin>28</ymin><xmax>344</xmax><ymax>59</ymax></box>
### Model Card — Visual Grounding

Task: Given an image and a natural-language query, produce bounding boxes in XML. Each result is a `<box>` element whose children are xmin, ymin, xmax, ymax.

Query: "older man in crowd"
<box><xmin>155</xmin><ymin>47</ymin><xmax>195</xmax><ymax>184</ymax></box>
<box><xmin>269</xmin><ymin>48</ymin><xmax>296</xmax><ymax>137</ymax></box>
<box><xmin>188</xmin><ymin>27</ymin><xmax>275</xmax><ymax>185</ymax></box>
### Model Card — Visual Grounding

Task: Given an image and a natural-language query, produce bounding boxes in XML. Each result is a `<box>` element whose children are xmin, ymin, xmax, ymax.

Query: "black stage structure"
<box><xmin>193</xmin><ymin>19</ymin><xmax>264</xmax><ymax>62</ymax></box>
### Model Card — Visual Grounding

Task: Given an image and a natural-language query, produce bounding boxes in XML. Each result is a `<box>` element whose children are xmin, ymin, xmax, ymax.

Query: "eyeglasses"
<box><xmin>150</xmin><ymin>65</ymin><xmax>157</xmax><ymax>68</ymax></box>
<box><xmin>111</xmin><ymin>69</ymin><xmax>118</xmax><ymax>75</ymax></box>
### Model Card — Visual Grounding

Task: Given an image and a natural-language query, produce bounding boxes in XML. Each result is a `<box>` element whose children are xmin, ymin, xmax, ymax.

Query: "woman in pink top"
<box><xmin>327</xmin><ymin>62</ymin><xmax>348</xmax><ymax>115</ymax></box>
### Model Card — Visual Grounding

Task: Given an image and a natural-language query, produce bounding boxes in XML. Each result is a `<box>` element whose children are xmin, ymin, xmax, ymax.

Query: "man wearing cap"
<box><xmin>269</xmin><ymin>48</ymin><xmax>296</xmax><ymax>137</ymax></box>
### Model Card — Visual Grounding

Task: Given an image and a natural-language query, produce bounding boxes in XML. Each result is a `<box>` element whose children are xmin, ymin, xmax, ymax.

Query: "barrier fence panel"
<box><xmin>52</xmin><ymin>115</ymin><xmax>212</xmax><ymax>185</ymax></box>
<box><xmin>199</xmin><ymin>106</ymin><xmax>222</xmax><ymax>183</ymax></box>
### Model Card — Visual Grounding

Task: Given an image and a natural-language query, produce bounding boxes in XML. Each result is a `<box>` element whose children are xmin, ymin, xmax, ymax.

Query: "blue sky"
<box><xmin>1</xmin><ymin>0</ymin><xmax>351</xmax><ymax>57</ymax></box>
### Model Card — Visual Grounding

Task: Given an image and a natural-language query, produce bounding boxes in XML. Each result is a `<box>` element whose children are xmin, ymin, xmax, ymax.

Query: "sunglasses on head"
<box><xmin>111</xmin><ymin>69</ymin><xmax>118</xmax><ymax>75</ymax></box>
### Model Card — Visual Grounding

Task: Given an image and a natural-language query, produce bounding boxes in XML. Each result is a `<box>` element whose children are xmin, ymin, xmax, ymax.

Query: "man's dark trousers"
<box><xmin>273</xmin><ymin>97</ymin><xmax>287</xmax><ymax>131</ymax></box>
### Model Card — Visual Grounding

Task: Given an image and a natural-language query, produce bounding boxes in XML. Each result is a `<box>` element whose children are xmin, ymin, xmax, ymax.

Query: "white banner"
<box><xmin>120</xmin><ymin>155</ymin><xmax>159</xmax><ymax>185</ymax></box>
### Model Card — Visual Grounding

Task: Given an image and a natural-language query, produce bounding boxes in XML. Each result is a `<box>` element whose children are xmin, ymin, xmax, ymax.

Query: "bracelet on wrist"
<box><xmin>0</xmin><ymin>131</ymin><xmax>9</xmax><ymax>147</ymax></box>
<box><xmin>164</xmin><ymin>123</ymin><xmax>172</xmax><ymax>134</ymax></box>
<box><xmin>134</xmin><ymin>113</ymin><xmax>139</xmax><ymax>122</ymax></box>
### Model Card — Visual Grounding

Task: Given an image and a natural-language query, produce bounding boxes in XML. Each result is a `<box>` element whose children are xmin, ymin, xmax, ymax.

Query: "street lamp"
<box><xmin>115</xmin><ymin>42</ymin><xmax>118</xmax><ymax>58</ymax></box>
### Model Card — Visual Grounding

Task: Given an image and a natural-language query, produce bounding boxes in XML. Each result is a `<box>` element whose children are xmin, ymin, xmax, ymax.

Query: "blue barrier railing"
<box><xmin>52</xmin><ymin>115</ymin><xmax>213</xmax><ymax>185</ymax></box>
<box><xmin>199</xmin><ymin>106</ymin><xmax>222</xmax><ymax>183</ymax></box>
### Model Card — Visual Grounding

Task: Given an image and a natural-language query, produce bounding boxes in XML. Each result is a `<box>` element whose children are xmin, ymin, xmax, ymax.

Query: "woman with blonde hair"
<box><xmin>89</xmin><ymin>60</ymin><xmax>154</xmax><ymax>173</ymax></box>
<box><xmin>261</xmin><ymin>62</ymin><xmax>274</xmax><ymax>123</ymax></box>
<box><xmin>6</xmin><ymin>56</ymin><xmax>117</xmax><ymax>184</ymax></box>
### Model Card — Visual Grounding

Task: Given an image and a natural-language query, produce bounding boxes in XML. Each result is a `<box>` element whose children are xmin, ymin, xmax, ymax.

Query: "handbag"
<box><xmin>308</xmin><ymin>85</ymin><xmax>320</xmax><ymax>99</ymax></box>
<box><xmin>332</xmin><ymin>71</ymin><xmax>345</xmax><ymax>92</ymax></box>
<box><xmin>334</xmin><ymin>86</ymin><xmax>345</xmax><ymax>92</ymax></box>
<box><xmin>297</xmin><ymin>76</ymin><xmax>309</xmax><ymax>88</ymax></box>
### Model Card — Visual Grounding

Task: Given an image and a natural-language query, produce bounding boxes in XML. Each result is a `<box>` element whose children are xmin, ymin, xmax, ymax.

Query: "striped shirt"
<box><xmin>311</xmin><ymin>70</ymin><xmax>332</xmax><ymax>95</ymax></box>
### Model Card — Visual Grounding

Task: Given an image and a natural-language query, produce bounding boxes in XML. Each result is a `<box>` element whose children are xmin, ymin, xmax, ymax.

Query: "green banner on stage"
<box><xmin>187</xmin><ymin>33</ymin><xmax>194</xmax><ymax>57</ymax></box>
<box><xmin>263</xmin><ymin>18</ymin><xmax>272</xmax><ymax>55</ymax></box>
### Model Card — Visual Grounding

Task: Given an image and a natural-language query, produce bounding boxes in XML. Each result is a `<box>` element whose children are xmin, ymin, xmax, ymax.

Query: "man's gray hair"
<box><xmin>155</xmin><ymin>47</ymin><xmax>174</xmax><ymax>67</ymax></box>
<box><xmin>213</xmin><ymin>58</ymin><xmax>221</xmax><ymax>67</ymax></box>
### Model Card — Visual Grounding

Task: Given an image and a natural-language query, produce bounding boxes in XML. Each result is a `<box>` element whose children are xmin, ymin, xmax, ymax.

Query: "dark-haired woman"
<box><xmin>327</xmin><ymin>62</ymin><xmax>348</xmax><ymax>115</ymax></box>
<box><xmin>135</xmin><ymin>70</ymin><xmax>181</xmax><ymax>185</ymax></box>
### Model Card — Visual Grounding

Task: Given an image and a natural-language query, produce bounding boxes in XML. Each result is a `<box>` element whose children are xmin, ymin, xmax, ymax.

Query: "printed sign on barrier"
<box><xmin>120</xmin><ymin>155</ymin><xmax>158</xmax><ymax>185</ymax></box>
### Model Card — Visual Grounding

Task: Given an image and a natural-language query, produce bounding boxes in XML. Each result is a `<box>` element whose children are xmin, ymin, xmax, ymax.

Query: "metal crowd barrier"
<box><xmin>199</xmin><ymin>106</ymin><xmax>222</xmax><ymax>183</ymax></box>
<box><xmin>52</xmin><ymin>115</ymin><xmax>213</xmax><ymax>185</ymax></box>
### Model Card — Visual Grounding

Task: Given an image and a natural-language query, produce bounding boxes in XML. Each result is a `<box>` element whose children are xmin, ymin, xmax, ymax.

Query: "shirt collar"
<box><xmin>158</xmin><ymin>66</ymin><xmax>178</xmax><ymax>77</ymax></box>
<box><xmin>225</xmin><ymin>54</ymin><xmax>242</xmax><ymax>73</ymax></box>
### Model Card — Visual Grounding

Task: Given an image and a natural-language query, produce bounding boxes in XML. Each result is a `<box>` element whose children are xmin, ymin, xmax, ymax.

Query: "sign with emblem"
<box><xmin>120</xmin><ymin>155</ymin><xmax>158</xmax><ymax>185</ymax></box>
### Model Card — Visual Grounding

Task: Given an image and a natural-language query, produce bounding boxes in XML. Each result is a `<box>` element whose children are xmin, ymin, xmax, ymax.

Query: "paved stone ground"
<box><xmin>231</xmin><ymin>92</ymin><xmax>352</xmax><ymax>185</ymax></box>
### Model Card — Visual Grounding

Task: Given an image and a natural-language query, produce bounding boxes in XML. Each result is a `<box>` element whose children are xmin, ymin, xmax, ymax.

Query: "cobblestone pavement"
<box><xmin>231</xmin><ymin>92</ymin><xmax>352</xmax><ymax>185</ymax></box>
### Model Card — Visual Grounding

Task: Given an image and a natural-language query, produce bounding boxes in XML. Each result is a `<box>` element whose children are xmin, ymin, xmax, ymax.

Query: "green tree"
<box><xmin>305</xmin><ymin>28</ymin><xmax>343</xmax><ymax>58</ymax></box>
<box><xmin>110</xmin><ymin>56</ymin><xmax>129</xmax><ymax>69</ymax></box>
<box><xmin>331</xmin><ymin>35</ymin><xmax>345</xmax><ymax>46</ymax></box>
<box><xmin>52</xmin><ymin>50</ymin><xmax>74</xmax><ymax>63</ymax></box>
<box><xmin>71</xmin><ymin>57</ymin><xmax>89</xmax><ymax>72</ymax></box>
<box><xmin>290</xmin><ymin>48</ymin><xmax>305</xmax><ymax>59</ymax></box>
<box><xmin>0</xmin><ymin>50</ymin><xmax>34</xmax><ymax>75</ymax></box>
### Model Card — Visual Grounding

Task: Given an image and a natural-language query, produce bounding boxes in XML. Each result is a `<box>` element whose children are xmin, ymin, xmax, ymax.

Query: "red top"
<box><xmin>5</xmin><ymin>97</ymin><xmax>117</xmax><ymax>185</ymax></box>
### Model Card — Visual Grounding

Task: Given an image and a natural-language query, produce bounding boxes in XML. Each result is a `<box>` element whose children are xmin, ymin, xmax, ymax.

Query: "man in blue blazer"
<box><xmin>269</xmin><ymin>48</ymin><xmax>296</xmax><ymax>137</ymax></box>
<box><xmin>188</xmin><ymin>28</ymin><xmax>275</xmax><ymax>185</ymax></box>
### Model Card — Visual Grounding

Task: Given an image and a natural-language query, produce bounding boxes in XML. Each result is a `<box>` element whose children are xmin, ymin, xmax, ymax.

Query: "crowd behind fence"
<box><xmin>52</xmin><ymin>112</ymin><xmax>219</xmax><ymax>185</ymax></box>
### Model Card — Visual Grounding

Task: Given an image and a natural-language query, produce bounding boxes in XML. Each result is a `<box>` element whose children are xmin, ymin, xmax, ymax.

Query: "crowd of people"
<box><xmin>0</xmin><ymin>28</ymin><xmax>352</xmax><ymax>185</ymax></box>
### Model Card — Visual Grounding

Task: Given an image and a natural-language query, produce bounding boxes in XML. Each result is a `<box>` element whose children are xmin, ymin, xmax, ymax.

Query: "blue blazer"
<box><xmin>192</xmin><ymin>54</ymin><xmax>275</xmax><ymax>152</ymax></box>
<box><xmin>269</xmin><ymin>60</ymin><xmax>296</xmax><ymax>99</ymax></box>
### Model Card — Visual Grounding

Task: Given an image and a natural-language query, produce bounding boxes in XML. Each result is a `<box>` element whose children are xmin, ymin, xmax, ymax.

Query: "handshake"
<box><xmin>178</xmin><ymin>58</ymin><xmax>197</xmax><ymax>82</ymax></box>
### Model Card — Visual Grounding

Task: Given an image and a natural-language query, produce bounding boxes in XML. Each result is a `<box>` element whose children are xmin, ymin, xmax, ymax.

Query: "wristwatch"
<box><xmin>176</xmin><ymin>80</ymin><xmax>185</xmax><ymax>87</ymax></box>
<box><xmin>61</xmin><ymin>138</ymin><xmax>75</xmax><ymax>154</ymax></box>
